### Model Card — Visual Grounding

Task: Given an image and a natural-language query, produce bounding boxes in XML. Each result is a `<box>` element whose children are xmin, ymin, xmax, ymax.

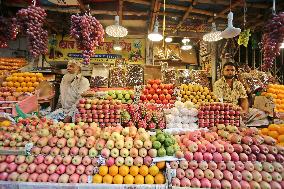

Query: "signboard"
<box><xmin>46</xmin><ymin>35</ymin><xmax>145</xmax><ymax>64</ymax></box>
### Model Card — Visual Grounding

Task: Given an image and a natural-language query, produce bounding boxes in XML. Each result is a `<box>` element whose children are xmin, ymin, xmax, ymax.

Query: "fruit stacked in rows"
<box><xmin>178</xmin><ymin>84</ymin><xmax>218</xmax><ymax>104</ymax></box>
<box><xmin>261</xmin><ymin>84</ymin><xmax>284</xmax><ymax>113</ymax></box>
<box><xmin>0</xmin><ymin>58</ymin><xmax>26</xmax><ymax>73</ymax></box>
<box><xmin>93</xmin><ymin>163</ymin><xmax>165</xmax><ymax>184</ymax></box>
<box><xmin>171</xmin><ymin>125</ymin><xmax>284</xmax><ymax>188</ymax></box>
<box><xmin>198</xmin><ymin>103</ymin><xmax>241</xmax><ymax>127</ymax></box>
<box><xmin>2</xmin><ymin>72</ymin><xmax>45</xmax><ymax>93</ymax></box>
<box><xmin>261</xmin><ymin>124</ymin><xmax>284</xmax><ymax>146</ymax></box>
<box><xmin>121</xmin><ymin>103</ymin><xmax>166</xmax><ymax>130</ymax></box>
<box><xmin>76</xmin><ymin>98</ymin><xmax>122</xmax><ymax>126</ymax></box>
<box><xmin>140</xmin><ymin>79</ymin><xmax>175</xmax><ymax>104</ymax></box>
<box><xmin>103</xmin><ymin>90</ymin><xmax>134</xmax><ymax>104</ymax></box>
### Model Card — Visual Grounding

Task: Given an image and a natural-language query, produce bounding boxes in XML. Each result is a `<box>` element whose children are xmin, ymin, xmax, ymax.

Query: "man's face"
<box><xmin>223</xmin><ymin>65</ymin><xmax>236</xmax><ymax>79</ymax></box>
<box><xmin>67</xmin><ymin>63</ymin><xmax>79</xmax><ymax>74</ymax></box>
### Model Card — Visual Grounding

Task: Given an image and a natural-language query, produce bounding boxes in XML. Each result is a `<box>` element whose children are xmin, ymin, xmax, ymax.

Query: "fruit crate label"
<box><xmin>25</xmin><ymin>142</ymin><xmax>33</xmax><ymax>156</ymax></box>
<box><xmin>87</xmin><ymin>175</ymin><xmax>93</xmax><ymax>183</ymax></box>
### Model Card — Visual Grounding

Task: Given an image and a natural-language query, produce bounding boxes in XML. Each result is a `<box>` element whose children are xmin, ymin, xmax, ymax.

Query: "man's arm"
<box><xmin>240</xmin><ymin>97</ymin><xmax>249</xmax><ymax>114</ymax></box>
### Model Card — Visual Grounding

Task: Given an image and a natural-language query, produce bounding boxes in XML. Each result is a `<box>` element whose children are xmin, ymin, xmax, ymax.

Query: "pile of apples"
<box><xmin>170</xmin><ymin>125</ymin><xmax>284</xmax><ymax>188</ymax></box>
<box><xmin>178</xmin><ymin>84</ymin><xmax>218</xmax><ymax>104</ymax></box>
<box><xmin>198</xmin><ymin>102</ymin><xmax>241</xmax><ymax>127</ymax></box>
<box><xmin>103</xmin><ymin>90</ymin><xmax>134</xmax><ymax>104</ymax></box>
<box><xmin>76</xmin><ymin>98</ymin><xmax>122</xmax><ymax>126</ymax></box>
<box><xmin>140</xmin><ymin>79</ymin><xmax>175</xmax><ymax>104</ymax></box>
<box><xmin>121</xmin><ymin>103</ymin><xmax>166</xmax><ymax>130</ymax></box>
<box><xmin>2</xmin><ymin>72</ymin><xmax>44</xmax><ymax>93</ymax></box>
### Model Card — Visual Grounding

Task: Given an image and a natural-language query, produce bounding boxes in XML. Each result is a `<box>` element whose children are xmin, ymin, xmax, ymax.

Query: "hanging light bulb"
<box><xmin>148</xmin><ymin>19</ymin><xmax>163</xmax><ymax>42</ymax></box>
<box><xmin>280</xmin><ymin>41</ymin><xmax>284</xmax><ymax>49</ymax></box>
<box><xmin>203</xmin><ymin>22</ymin><xmax>223</xmax><ymax>42</ymax></box>
<box><xmin>113</xmin><ymin>40</ymin><xmax>122</xmax><ymax>51</ymax></box>
<box><xmin>181</xmin><ymin>38</ymin><xmax>192</xmax><ymax>50</ymax></box>
<box><xmin>106</xmin><ymin>16</ymin><xmax>128</xmax><ymax>38</ymax></box>
<box><xmin>220</xmin><ymin>11</ymin><xmax>241</xmax><ymax>38</ymax></box>
<box><xmin>165</xmin><ymin>37</ymin><xmax>173</xmax><ymax>43</ymax></box>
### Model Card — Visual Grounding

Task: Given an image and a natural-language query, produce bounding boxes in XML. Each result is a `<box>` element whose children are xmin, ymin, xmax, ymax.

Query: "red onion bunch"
<box><xmin>0</xmin><ymin>17</ymin><xmax>18</xmax><ymax>48</ymax></box>
<box><xmin>16</xmin><ymin>5</ymin><xmax>48</xmax><ymax>58</ymax></box>
<box><xmin>70</xmin><ymin>13</ymin><xmax>104</xmax><ymax>64</ymax></box>
<box><xmin>261</xmin><ymin>12</ymin><xmax>284</xmax><ymax>70</ymax></box>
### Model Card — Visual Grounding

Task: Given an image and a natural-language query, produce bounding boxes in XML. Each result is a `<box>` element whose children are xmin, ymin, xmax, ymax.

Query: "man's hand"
<box><xmin>63</xmin><ymin>116</ymin><xmax>72</xmax><ymax>123</ymax></box>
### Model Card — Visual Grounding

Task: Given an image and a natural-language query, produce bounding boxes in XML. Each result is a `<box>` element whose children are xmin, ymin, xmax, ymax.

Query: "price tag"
<box><xmin>93</xmin><ymin>167</ymin><xmax>99</xmax><ymax>174</ymax></box>
<box><xmin>25</xmin><ymin>142</ymin><xmax>33</xmax><ymax>156</ymax></box>
<box><xmin>87</xmin><ymin>175</ymin><xmax>93</xmax><ymax>183</ymax></box>
<box><xmin>133</xmin><ymin>85</ymin><xmax>144</xmax><ymax>104</ymax></box>
<box><xmin>97</xmin><ymin>155</ymin><xmax>106</xmax><ymax>166</ymax></box>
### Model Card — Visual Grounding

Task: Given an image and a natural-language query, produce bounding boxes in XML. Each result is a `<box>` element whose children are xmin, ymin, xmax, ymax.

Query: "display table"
<box><xmin>0</xmin><ymin>181</ymin><xmax>167</xmax><ymax>189</ymax></box>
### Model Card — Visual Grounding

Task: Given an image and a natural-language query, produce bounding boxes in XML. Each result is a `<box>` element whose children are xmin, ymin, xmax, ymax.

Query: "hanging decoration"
<box><xmin>15</xmin><ymin>1</ymin><xmax>48</xmax><ymax>57</ymax></box>
<box><xmin>238</xmin><ymin>1</ymin><xmax>251</xmax><ymax>47</ymax></box>
<box><xmin>148</xmin><ymin>18</ymin><xmax>163</xmax><ymax>42</ymax></box>
<box><xmin>220</xmin><ymin>0</ymin><xmax>241</xmax><ymax>39</ymax></box>
<box><xmin>260</xmin><ymin>0</ymin><xmax>284</xmax><ymax>70</ymax></box>
<box><xmin>105</xmin><ymin>16</ymin><xmax>128</xmax><ymax>38</ymax></box>
<box><xmin>0</xmin><ymin>17</ymin><xmax>18</xmax><ymax>48</ymax></box>
<box><xmin>70</xmin><ymin>8</ymin><xmax>105</xmax><ymax>65</ymax></box>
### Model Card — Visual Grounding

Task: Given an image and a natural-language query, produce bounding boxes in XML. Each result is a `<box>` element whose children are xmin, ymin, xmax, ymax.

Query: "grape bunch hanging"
<box><xmin>70</xmin><ymin>13</ymin><xmax>105</xmax><ymax>65</ymax></box>
<box><xmin>16</xmin><ymin>5</ymin><xmax>48</xmax><ymax>58</ymax></box>
<box><xmin>238</xmin><ymin>29</ymin><xmax>251</xmax><ymax>47</ymax></box>
<box><xmin>260</xmin><ymin>12</ymin><xmax>284</xmax><ymax>70</ymax></box>
<box><xmin>0</xmin><ymin>17</ymin><xmax>18</xmax><ymax>48</ymax></box>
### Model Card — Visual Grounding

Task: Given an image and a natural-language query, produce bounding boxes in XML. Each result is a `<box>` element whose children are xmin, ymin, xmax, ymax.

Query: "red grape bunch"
<box><xmin>70</xmin><ymin>13</ymin><xmax>105</xmax><ymax>65</ymax></box>
<box><xmin>16</xmin><ymin>5</ymin><xmax>48</xmax><ymax>58</ymax></box>
<box><xmin>0</xmin><ymin>17</ymin><xmax>19</xmax><ymax>48</ymax></box>
<box><xmin>261</xmin><ymin>12</ymin><xmax>284</xmax><ymax>70</ymax></box>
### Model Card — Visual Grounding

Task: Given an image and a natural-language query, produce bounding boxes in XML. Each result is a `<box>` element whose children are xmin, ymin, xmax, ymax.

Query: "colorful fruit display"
<box><xmin>121</xmin><ymin>103</ymin><xmax>166</xmax><ymax>130</ymax></box>
<box><xmin>171</xmin><ymin>125</ymin><xmax>284</xmax><ymax>188</ymax></box>
<box><xmin>76</xmin><ymin>98</ymin><xmax>122</xmax><ymax>125</ymax></box>
<box><xmin>178</xmin><ymin>84</ymin><xmax>218</xmax><ymax>104</ymax></box>
<box><xmin>261</xmin><ymin>124</ymin><xmax>284</xmax><ymax>146</ymax></box>
<box><xmin>0</xmin><ymin>58</ymin><xmax>26</xmax><ymax>73</ymax></box>
<box><xmin>198</xmin><ymin>103</ymin><xmax>241</xmax><ymax>127</ymax></box>
<box><xmin>103</xmin><ymin>90</ymin><xmax>134</xmax><ymax>104</ymax></box>
<box><xmin>2</xmin><ymin>72</ymin><xmax>44</xmax><ymax>93</ymax></box>
<box><xmin>261</xmin><ymin>84</ymin><xmax>284</xmax><ymax>113</ymax></box>
<box><xmin>140</xmin><ymin>79</ymin><xmax>175</xmax><ymax>104</ymax></box>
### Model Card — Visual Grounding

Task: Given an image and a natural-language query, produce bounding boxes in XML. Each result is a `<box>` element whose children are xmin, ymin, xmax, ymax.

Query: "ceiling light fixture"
<box><xmin>165</xmin><ymin>37</ymin><xmax>173</xmax><ymax>43</ymax></box>
<box><xmin>203</xmin><ymin>22</ymin><xmax>223</xmax><ymax>42</ymax></box>
<box><xmin>106</xmin><ymin>16</ymin><xmax>128</xmax><ymax>38</ymax></box>
<box><xmin>220</xmin><ymin>11</ymin><xmax>241</xmax><ymax>39</ymax></box>
<box><xmin>181</xmin><ymin>38</ymin><xmax>192</xmax><ymax>51</ymax></box>
<box><xmin>148</xmin><ymin>19</ymin><xmax>163</xmax><ymax>42</ymax></box>
<box><xmin>113</xmin><ymin>43</ymin><xmax>122</xmax><ymax>51</ymax></box>
<box><xmin>182</xmin><ymin>38</ymin><xmax>190</xmax><ymax>44</ymax></box>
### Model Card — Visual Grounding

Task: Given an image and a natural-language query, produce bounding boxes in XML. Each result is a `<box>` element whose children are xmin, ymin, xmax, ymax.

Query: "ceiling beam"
<box><xmin>208</xmin><ymin>0</ymin><xmax>242</xmax><ymax>22</ymax></box>
<box><xmin>149</xmin><ymin>0</ymin><xmax>161</xmax><ymax>32</ymax></box>
<box><xmin>76</xmin><ymin>0</ymin><xmax>86</xmax><ymax>11</ymax></box>
<box><xmin>124</xmin><ymin>0</ymin><xmax>151</xmax><ymax>6</ymax></box>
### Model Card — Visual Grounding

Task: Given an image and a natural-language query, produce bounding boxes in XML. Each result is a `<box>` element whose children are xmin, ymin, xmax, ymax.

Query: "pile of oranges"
<box><xmin>261</xmin><ymin>84</ymin><xmax>284</xmax><ymax>112</ymax></box>
<box><xmin>261</xmin><ymin>124</ymin><xmax>284</xmax><ymax>146</ymax></box>
<box><xmin>93</xmin><ymin>162</ymin><xmax>166</xmax><ymax>184</ymax></box>
<box><xmin>2</xmin><ymin>72</ymin><xmax>45</xmax><ymax>93</ymax></box>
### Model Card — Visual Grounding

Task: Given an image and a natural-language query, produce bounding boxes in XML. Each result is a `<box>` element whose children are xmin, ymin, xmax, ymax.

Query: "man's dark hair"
<box><xmin>223</xmin><ymin>62</ymin><xmax>237</xmax><ymax>69</ymax></box>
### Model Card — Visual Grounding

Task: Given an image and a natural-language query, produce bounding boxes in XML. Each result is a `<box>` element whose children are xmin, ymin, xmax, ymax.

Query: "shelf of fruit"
<box><xmin>261</xmin><ymin>84</ymin><xmax>284</xmax><ymax>113</ymax></box>
<box><xmin>0</xmin><ymin>117</ymin><xmax>171</xmax><ymax>186</ymax></box>
<box><xmin>0</xmin><ymin>58</ymin><xmax>27</xmax><ymax>73</ymax></box>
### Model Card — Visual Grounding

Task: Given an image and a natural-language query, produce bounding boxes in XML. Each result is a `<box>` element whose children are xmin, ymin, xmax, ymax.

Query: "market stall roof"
<box><xmin>2</xmin><ymin>0</ymin><xmax>284</xmax><ymax>38</ymax></box>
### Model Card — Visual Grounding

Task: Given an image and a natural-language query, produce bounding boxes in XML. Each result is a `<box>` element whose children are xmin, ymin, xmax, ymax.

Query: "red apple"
<box><xmin>147</xmin><ymin>94</ymin><xmax>152</xmax><ymax>100</ymax></box>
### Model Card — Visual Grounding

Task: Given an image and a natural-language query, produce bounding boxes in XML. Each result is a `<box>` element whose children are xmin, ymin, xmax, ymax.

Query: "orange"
<box><xmin>30</xmin><ymin>77</ymin><xmax>37</xmax><ymax>82</ymax></box>
<box><xmin>21</xmin><ymin>82</ymin><xmax>26</xmax><ymax>87</ymax></box>
<box><xmin>7</xmin><ymin>82</ymin><xmax>13</xmax><ymax>88</ymax></box>
<box><xmin>129</xmin><ymin>166</ymin><xmax>139</xmax><ymax>176</ymax></box>
<box><xmin>99</xmin><ymin>165</ymin><xmax>108</xmax><ymax>176</ymax></box>
<box><xmin>134</xmin><ymin>174</ymin><xmax>144</xmax><ymax>184</ymax></box>
<box><xmin>11</xmin><ymin>76</ymin><xmax>18</xmax><ymax>82</ymax></box>
<box><xmin>17</xmin><ymin>73</ymin><xmax>23</xmax><ymax>77</ymax></box>
<box><xmin>145</xmin><ymin>175</ymin><xmax>154</xmax><ymax>184</ymax></box>
<box><xmin>93</xmin><ymin>174</ymin><xmax>103</xmax><ymax>183</ymax></box>
<box><xmin>22</xmin><ymin>87</ymin><xmax>28</xmax><ymax>93</ymax></box>
<box><xmin>102</xmin><ymin>174</ymin><xmax>113</xmax><ymax>184</ymax></box>
<box><xmin>261</xmin><ymin>128</ymin><xmax>269</xmax><ymax>135</ymax></box>
<box><xmin>113</xmin><ymin>174</ymin><xmax>123</xmax><ymax>184</ymax></box>
<box><xmin>24</xmin><ymin>77</ymin><xmax>31</xmax><ymax>82</ymax></box>
<box><xmin>268</xmin><ymin>124</ymin><xmax>279</xmax><ymax>131</ymax></box>
<box><xmin>156</xmin><ymin>161</ymin><xmax>165</xmax><ymax>169</ymax></box>
<box><xmin>36</xmin><ymin>73</ymin><xmax>43</xmax><ymax>78</ymax></box>
<box><xmin>139</xmin><ymin>165</ymin><xmax>148</xmax><ymax>177</ymax></box>
<box><xmin>16</xmin><ymin>87</ymin><xmax>23</xmax><ymax>92</ymax></box>
<box><xmin>278</xmin><ymin>135</ymin><xmax>284</xmax><ymax>143</ymax></box>
<box><xmin>108</xmin><ymin>165</ymin><xmax>118</xmax><ymax>176</ymax></box>
<box><xmin>2</xmin><ymin>82</ymin><xmax>7</xmax><ymax>87</ymax></box>
<box><xmin>278</xmin><ymin>127</ymin><xmax>284</xmax><ymax>135</ymax></box>
<box><xmin>149</xmin><ymin>165</ymin><xmax>159</xmax><ymax>176</ymax></box>
<box><xmin>154</xmin><ymin>173</ymin><xmax>165</xmax><ymax>184</ymax></box>
<box><xmin>5</xmin><ymin>77</ymin><xmax>12</xmax><ymax>82</ymax></box>
<box><xmin>14</xmin><ymin>82</ymin><xmax>20</xmax><ymax>88</ymax></box>
<box><xmin>268</xmin><ymin>131</ymin><xmax>279</xmax><ymax>139</ymax></box>
<box><xmin>119</xmin><ymin>165</ymin><xmax>129</xmax><ymax>176</ymax></box>
<box><xmin>26</xmin><ymin>82</ymin><xmax>33</xmax><ymax>87</ymax></box>
<box><xmin>33</xmin><ymin>82</ymin><xmax>39</xmax><ymax>88</ymax></box>
<box><xmin>17</xmin><ymin>77</ymin><xmax>24</xmax><ymax>83</ymax></box>
<box><xmin>123</xmin><ymin>174</ymin><xmax>134</xmax><ymax>184</ymax></box>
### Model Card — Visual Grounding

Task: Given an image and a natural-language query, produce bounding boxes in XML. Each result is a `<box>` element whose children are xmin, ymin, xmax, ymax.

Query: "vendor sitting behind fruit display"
<box><xmin>48</xmin><ymin>59</ymin><xmax>90</xmax><ymax>122</ymax></box>
<box><xmin>213</xmin><ymin>62</ymin><xmax>249</xmax><ymax>115</ymax></box>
